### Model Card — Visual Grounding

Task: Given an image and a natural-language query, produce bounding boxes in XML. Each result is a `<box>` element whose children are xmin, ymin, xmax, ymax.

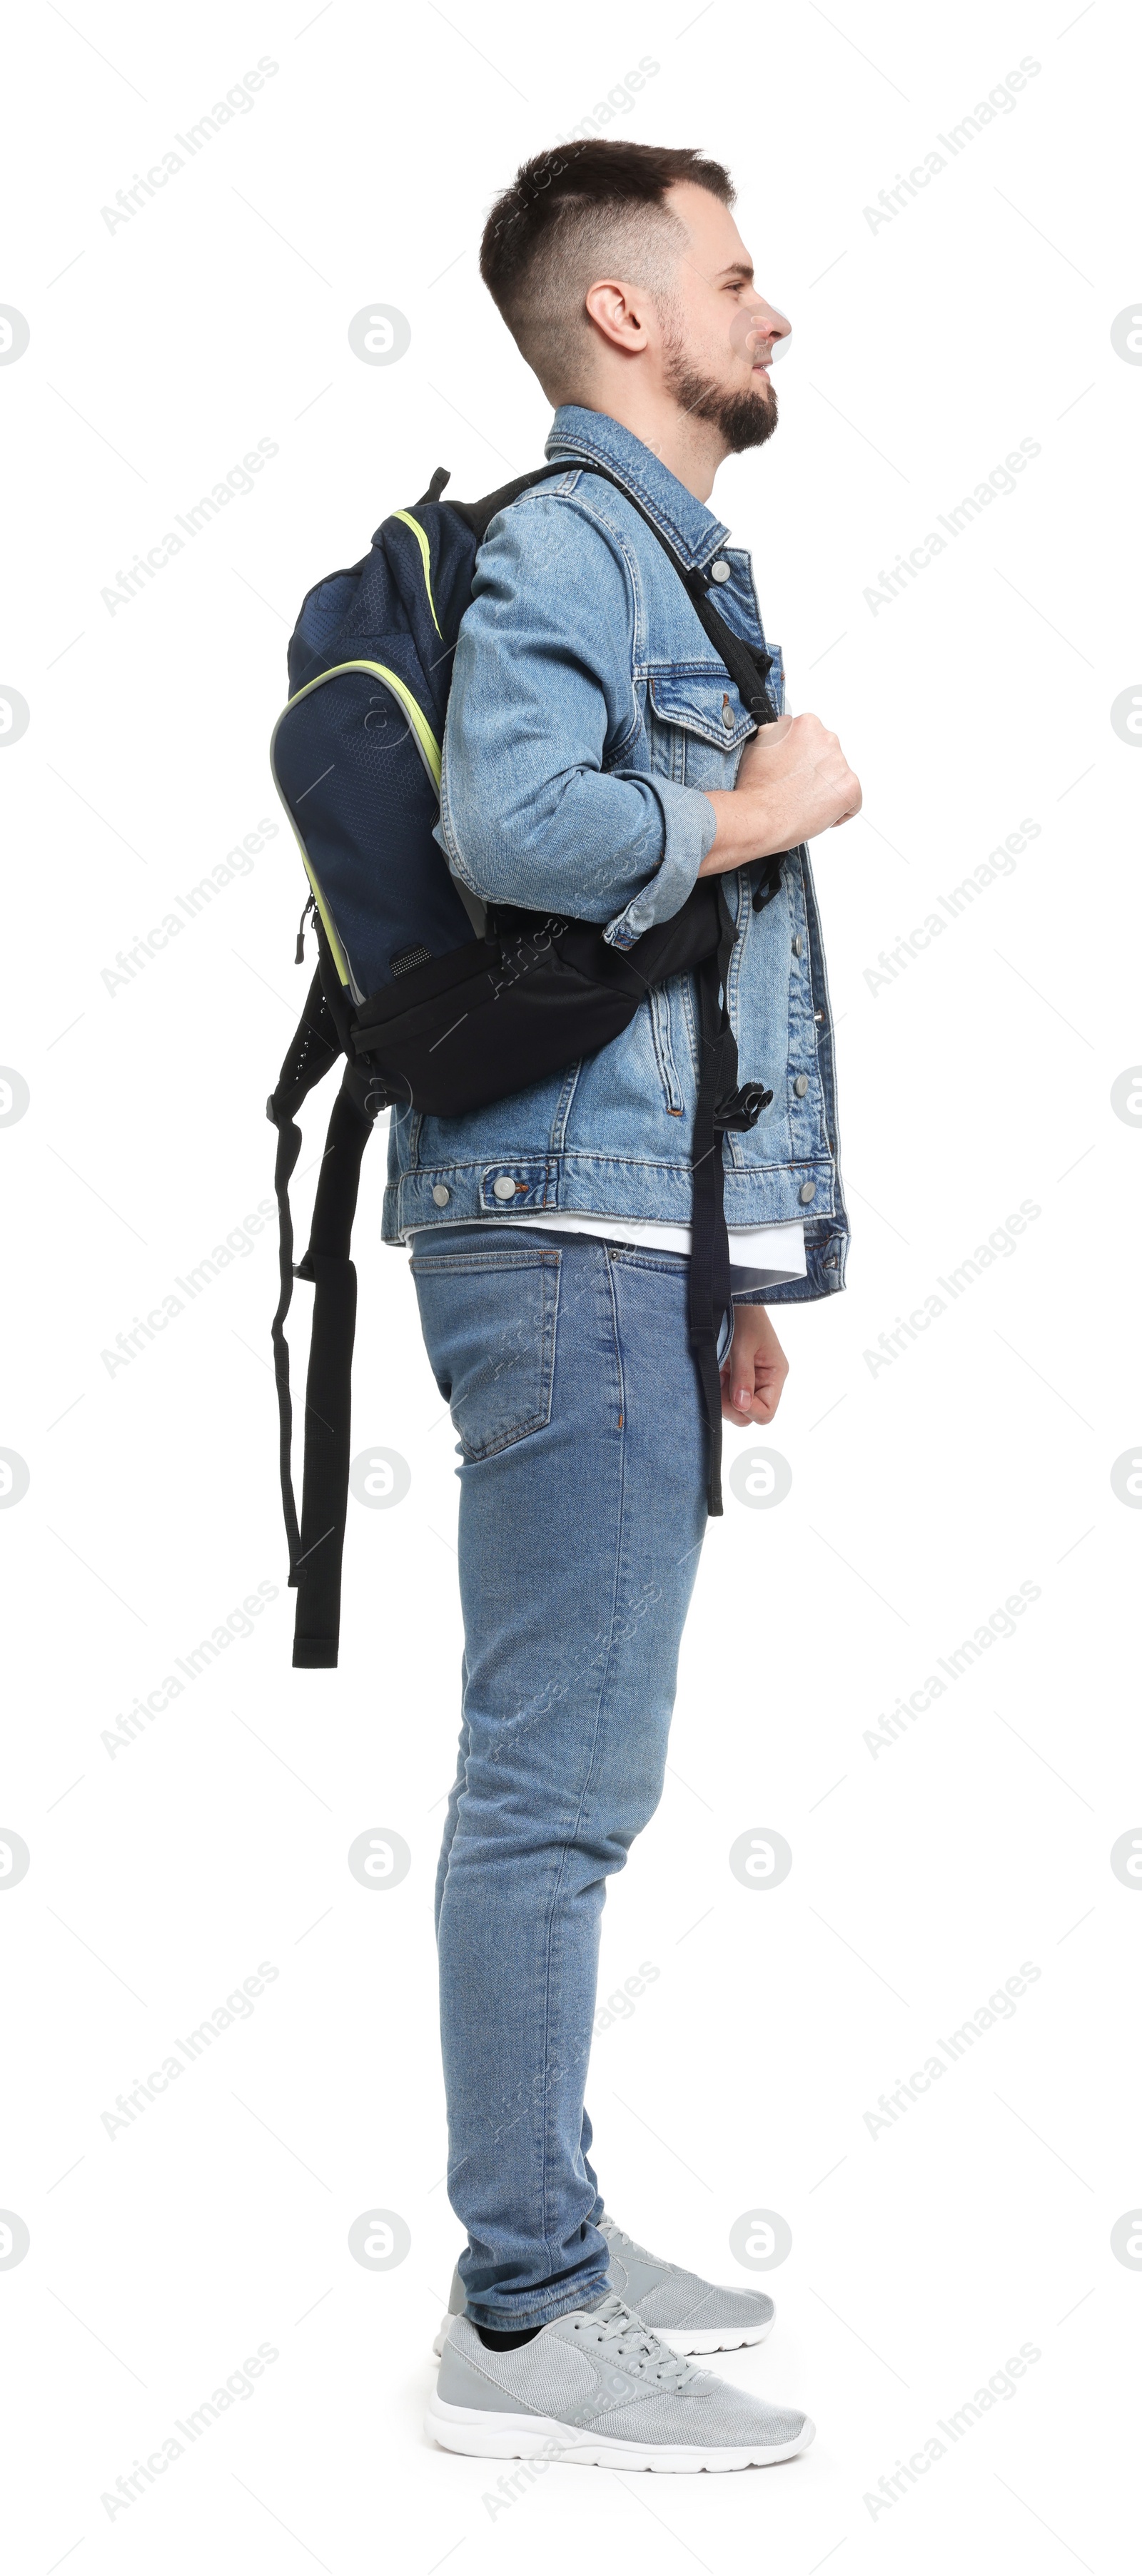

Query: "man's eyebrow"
<box><xmin>716</xmin><ymin>260</ymin><xmax>755</xmax><ymax>283</ymax></box>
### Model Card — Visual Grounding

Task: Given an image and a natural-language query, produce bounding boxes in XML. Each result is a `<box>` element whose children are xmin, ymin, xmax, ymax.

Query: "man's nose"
<box><xmin>750</xmin><ymin>298</ymin><xmax>792</xmax><ymax>348</ymax></box>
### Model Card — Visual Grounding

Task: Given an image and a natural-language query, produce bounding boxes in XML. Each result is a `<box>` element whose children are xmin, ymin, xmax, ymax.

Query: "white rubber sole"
<box><xmin>432</xmin><ymin>2311</ymin><xmax>773</xmax><ymax>2361</ymax></box>
<box><xmin>655</xmin><ymin>2317</ymin><xmax>774</xmax><ymax>2356</ymax></box>
<box><xmin>425</xmin><ymin>2393</ymin><xmax>814</xmax><ymax>2472</ymax></box>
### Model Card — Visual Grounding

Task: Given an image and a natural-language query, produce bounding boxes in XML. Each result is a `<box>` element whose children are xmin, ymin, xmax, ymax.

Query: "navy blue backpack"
<box><xmin>268</xmin><ymin>460</ymin><xmax>784</xmax><ymax>1666</ymax></box>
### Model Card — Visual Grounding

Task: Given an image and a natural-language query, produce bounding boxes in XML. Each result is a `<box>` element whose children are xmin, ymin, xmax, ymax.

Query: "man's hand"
<box><xmin>700</xmin><ymin>712</ymin><xmax>861</xmax><ymax>878</ymax></box>
<box><xmin>720</xmin><ymin>1303</ymin><xmax>789</xmax><ymax>1425</ymax></box>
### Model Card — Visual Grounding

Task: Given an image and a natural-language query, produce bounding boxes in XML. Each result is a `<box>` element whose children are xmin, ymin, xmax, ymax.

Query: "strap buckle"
<box><xmin>715</xmin><ymin>1082</ymin><xmax>773</xmax><ymax>1133</ymax></box>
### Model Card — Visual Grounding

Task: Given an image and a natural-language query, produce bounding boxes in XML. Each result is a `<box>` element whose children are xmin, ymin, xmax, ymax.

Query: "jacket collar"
<box><xmin>545</xmin><ymin>405</ymin><xmax>731</xmax><ymax>571</ymax></box>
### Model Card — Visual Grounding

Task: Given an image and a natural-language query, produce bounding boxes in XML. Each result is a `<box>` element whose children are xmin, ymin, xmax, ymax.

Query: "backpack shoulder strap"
<box><xmin>545</xmin><ymin>453</ymin><xmax>779</xmax><ymax>725</ymax></box>
<box><xmin>532</xmin><ymin>455</ymin><xmax>784</xmax><ymax>1514</ymax></box>
<box><xmin>425</xmin><ymin>452</ymin><xmax>771</xmax><ymax>720</ymax></box>
<box><xmin>428</xmin><ymin>448</ymin><xmax>776</xmax><ymax>714</ymax></box>
<box><xmin>438</xmin><ymin>460</ymin><xmax>590</xmax><ymax>549</ymax></box>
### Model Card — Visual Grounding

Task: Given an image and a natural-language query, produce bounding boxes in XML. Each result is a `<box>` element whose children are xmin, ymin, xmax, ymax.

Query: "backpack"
<box><xmin>268</xmin><ymin>457</ymin><xmax>787</xmax><ymax>1666</ymax></box>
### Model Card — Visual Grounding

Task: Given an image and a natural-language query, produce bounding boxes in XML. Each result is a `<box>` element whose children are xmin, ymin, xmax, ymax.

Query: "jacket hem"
<box><xmin>383</xmin><ymin>1152</ymin><xmax>845</xmax><ymax>1247</ymax></box>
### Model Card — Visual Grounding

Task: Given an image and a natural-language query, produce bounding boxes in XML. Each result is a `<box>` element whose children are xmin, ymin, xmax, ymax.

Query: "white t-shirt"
<box><xmin>409</xmin><ymin>1212</ymin><xmax>806</xmax><ymax>1284</ymax></box>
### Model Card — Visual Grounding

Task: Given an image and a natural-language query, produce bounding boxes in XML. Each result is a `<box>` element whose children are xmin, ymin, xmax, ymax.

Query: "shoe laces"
<box><xmin>570</xmin><ymin>2291</ymin><xmax>698</xmax><ymax>2389</ymax></box>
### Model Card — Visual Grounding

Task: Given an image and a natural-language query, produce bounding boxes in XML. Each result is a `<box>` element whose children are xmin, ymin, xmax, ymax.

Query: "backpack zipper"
<box><xmin>391</xmin><ymin>510</ymin><xmax>443</xmax><ymax>637</ymax></box>
<box><xmin>273</xmin><ymin>659</ymin><xmax>442</xmax><ymax>788</ymax></box>
<box><xmin>270</xmin><ymin>661</ymin><xmax>444</xmax><ymax>998</ymax></box>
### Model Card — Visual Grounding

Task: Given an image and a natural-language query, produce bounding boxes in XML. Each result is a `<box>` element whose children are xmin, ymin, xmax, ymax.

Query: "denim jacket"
<box><xmin>383</xmin><ymin>404</ymin><xmax>847</xmax><ymax>1305</ymax></box>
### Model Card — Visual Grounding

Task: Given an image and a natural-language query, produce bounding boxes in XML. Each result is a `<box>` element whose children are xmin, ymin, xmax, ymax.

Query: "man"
<box><xmin>390</xmin><ymin>141</ymin><xmax>859</xmax><ymax>2471</ymax></box>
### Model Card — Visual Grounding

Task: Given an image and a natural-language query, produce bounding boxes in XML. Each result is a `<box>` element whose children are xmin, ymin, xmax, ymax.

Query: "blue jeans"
<box><xmin>411</xmin><ymin>1226</ymin><xmax>710</xmax><ymax>2328</ymax></box>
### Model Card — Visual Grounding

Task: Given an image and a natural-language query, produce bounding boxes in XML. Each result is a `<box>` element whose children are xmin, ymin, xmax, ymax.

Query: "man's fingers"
<box><xmin>724</xmin><ymin>1307</ymin><xmax>789</xmax><ymax>1425</ymax></box>
<box><xmin>721</xmin><ymin>1361</ymin><xmax>759</xmax><ymax>1425</ymax></box>
<box><xmin>729</xmin><ymin>1343</ymin><xmax>759</xmax><ymax>1411</ymax></box>
<box><xmin>722</xmin><ymin>1373</ymin><xmax>781</xmax><ymax>1425</ymax></box>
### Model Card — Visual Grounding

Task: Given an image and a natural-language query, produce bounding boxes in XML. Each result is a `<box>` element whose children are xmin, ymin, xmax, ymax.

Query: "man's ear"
<box><xmin>584</xmin><ymin>279</ymin><xmax>652</xmax><ymax>356</ymax></box>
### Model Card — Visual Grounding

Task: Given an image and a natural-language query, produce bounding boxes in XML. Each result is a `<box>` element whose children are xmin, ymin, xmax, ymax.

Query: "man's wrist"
<box><xmin>699</xmin><ymin>786</ymin><xmax>781</xmax><ymax>876</ymax></box>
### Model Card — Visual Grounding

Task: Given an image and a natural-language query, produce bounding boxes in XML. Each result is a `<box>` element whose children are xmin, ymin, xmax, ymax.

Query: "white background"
<box><xmin>2</xmin><ymin>1</ymin><xmax>1140</xmax><ymax>2568</ymax></box>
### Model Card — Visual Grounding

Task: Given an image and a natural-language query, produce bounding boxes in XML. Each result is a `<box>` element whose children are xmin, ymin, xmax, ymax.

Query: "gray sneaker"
<box><xmin>426</xmin><ymin>2293</ymin><xmax>812</xmax><ymax>2473</ymax></box>
<box><xmin>432</xmin><ymin>2216</ymin><xmax>774</xmax><ymax>2359</ymax></box>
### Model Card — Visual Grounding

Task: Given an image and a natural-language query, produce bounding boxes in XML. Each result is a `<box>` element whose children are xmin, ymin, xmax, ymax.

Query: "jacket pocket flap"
<box><xmin>647</xmin><ymin>665</ymin><xmax>754</xmax><ymax>747</ymax></box>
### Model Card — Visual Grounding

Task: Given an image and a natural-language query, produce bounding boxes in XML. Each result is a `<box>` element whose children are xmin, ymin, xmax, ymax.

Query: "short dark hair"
<box><xmin>479</xmin><ymin>140</ymin><xmax>735</xmax><ymax>400</ymax></box>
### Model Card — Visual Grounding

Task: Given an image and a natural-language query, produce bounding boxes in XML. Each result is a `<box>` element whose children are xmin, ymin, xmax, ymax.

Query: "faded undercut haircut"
<box><xmin>480</xmin><ymin>141</ymin><xmax>734</xmax><ymax>402</ymax></box>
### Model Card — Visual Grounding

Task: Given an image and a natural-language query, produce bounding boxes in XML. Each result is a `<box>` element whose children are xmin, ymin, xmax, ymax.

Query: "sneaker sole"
<box><xmin>431</xmin><ymin>2313</ymin><xmax>773</xmax><ymax>2361</ymax></box>
<box><xmin>655</xmin><ymin>2318</ymin><xmax>774</xmax><ymax>2356</ymax></box>
<box><xmin>425</xmin><ymin>2393</ymin><xmax>814</xmax><ymax>2472</ymax></box>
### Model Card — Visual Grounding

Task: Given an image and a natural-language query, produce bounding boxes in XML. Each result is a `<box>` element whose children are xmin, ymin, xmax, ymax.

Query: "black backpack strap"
<box><xmin>689</xmin><ymin>949</ymin><xmax>734</xmax><ymax>1516</ymax></box>
<box><xmin>443</xmin><ymin>445</ymin><xmax>778</xmax><ymax>725</ymax></box>
<box><xmin>687</xmin><ymin>888</ymin><xmax>775</xmax><ymax>1516</ymax></box>
<box><xmin>444</xmin><ymin>451</ymin><xmax>779</xmax><ymax>724</ymax></box>
<box><xmin>268</xmin><ymin>971</ymin><xmax>341</xmax><ymax>1573</ymax></box>
<box><xmin>688</xmin><ymin>888</ymin><xmax>739</xmax><ymax>1516</ymax></box>
<box><xmin>289</xmin><ymin>1068</ymin><xmax>373</xmax><ymax>1668</ymax></box>
<box><xmin>267</xmin><ymin>975</ymin><xmax>373</xmax><ymax>1668</ymax></box>
<box><xmin>542</xmin><ymin>452</ymin><xmax>779</xmax><ymax>724</ymax></box>
<box><xmin>441</xmin><ymin>460</ymin><xmax>589</xmax><ymax>549</ymax></box>
<box><xmin>543</xmin><ymin>452</ymin><xmax>795</xmax><ymax>920</ymax></box>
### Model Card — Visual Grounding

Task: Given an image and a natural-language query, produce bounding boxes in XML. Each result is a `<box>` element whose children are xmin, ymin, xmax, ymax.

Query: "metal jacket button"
<box><xmin>799</xmin><ymin>1180</ymin><xmax>817</xmax><ymax>1203</ymax></box>
<box><xmin>432</xmin><ymin>1184</ymin><xmax>450</xmax><ymax>1205</ymax></box>
<box><xmin>710</xmin><ymin>559</ymin><xmax>732</xmax><ymax>582</ymax></box>
<box><xmin>794</xmin><ymin>1075</ymin><xmax>809</xmax><ymax>1097</ymax></box>
<box><xmin>792</xmin><ymin>933</ymin><xmax>803</xmax><ymax>955</ymax></box>
<box><xmin>492</xmin><ymin>1174</ymin><xmax>517</xmax><ymax>1200</ymax></box>
<box><xmin>721</xmin><ymin>696</ymin><xmax>734</xmax><ymax>729</ymax></box>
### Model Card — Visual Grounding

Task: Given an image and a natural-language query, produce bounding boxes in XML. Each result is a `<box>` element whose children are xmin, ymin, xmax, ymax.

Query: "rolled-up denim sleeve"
<box><xmin>434</xmin><ymin>492</ymin><xmax>716</xmax><ymax>945</ymax></box>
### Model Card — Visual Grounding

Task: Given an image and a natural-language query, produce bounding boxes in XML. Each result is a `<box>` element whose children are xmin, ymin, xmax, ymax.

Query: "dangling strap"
<box><xmin>267</xmin><ymin>978</ymin><xmax>373</xmax><ymax>1668</ymax></box>
<box><xmin>687</xmin><ymin>886</ymin><xmax>776</xmax><ymax>1513</ymax></box>
<box><xmin>689</xmin><ymin>953</ymin><xmax>732</xmax><ymax>1515</ymax></box>
<box><xmin>687</xmin><ymin>889</ymin><xmax>741</xmax><ymax>1515</ymax></box>
<box><xmin>289</xmin><ymin>1070</ymin><xmax>373</xmax><ymax>1668</ymax></box>
<box><xmin>268</xmin><ymin>973</ymin><xmax>341</xmax><ymax>1576</ymax></box>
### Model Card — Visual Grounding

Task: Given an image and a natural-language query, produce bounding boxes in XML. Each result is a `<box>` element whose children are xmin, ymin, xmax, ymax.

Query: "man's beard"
<box><xmin>662</xmin><ymin>343</ymin><xmax>778</xmax><ymax>454</ymax></box>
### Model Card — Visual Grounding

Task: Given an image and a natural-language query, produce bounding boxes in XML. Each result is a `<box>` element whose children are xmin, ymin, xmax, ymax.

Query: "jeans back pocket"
<box><xmin>410</xmin><ymin>1244</ymin><xmax>561</xmax><ymax>1461</ymax></box>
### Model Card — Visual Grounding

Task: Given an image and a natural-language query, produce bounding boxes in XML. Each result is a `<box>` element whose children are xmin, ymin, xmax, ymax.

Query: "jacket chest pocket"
<box><xmin>645</xmin><ymin>664</ymin><xmax>756</xmax><ymax>790</ymax></box>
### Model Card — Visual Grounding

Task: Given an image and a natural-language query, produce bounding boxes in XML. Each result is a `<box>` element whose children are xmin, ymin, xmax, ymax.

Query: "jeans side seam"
<box><xmin>434</xmin><ymin>1656</ymin><xmax>469</xmax><ymax>1944</ymax></box>
<box><xmin>537</xmin><ymin>1249</ymin><xmax>627</xmax><ymax>2273</ymax></box>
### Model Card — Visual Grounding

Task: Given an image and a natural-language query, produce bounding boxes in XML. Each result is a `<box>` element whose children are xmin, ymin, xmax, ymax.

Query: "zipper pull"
<box><xmin>295</xmin><ymin>892</ymin><xmax>315</xmax><ymax>964</ymax></box>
